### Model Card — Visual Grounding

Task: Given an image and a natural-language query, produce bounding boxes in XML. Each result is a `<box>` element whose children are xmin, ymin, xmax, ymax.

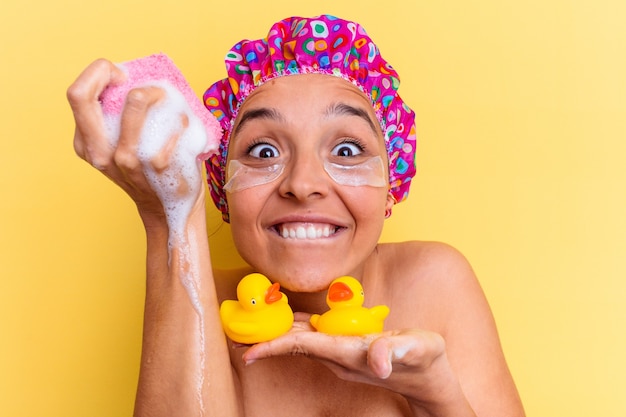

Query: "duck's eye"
<box><xmin>249</xmin><ymin>142</ymin><xmax>279</xmax><ymax>159</ymax></box>
<box><xmin>360</xmin><ymin>291</ymin><xmax>364</xmax><ymax>297</ymax></box>
<box><xmin>331</xmin><ymin>141</ymin><xmax>364</xmax><ymax>157</ymax></box>
<box><xmin>251</xmin><ymin>298</ymin><xmax>257</xmax><ymax>305</ymax></box>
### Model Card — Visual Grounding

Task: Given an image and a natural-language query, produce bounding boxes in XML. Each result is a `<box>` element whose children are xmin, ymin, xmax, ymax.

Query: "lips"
<box><xmin>274</xmin><ymin>222</ymin><xmax>342</xmax><ymax>240</ymax></box>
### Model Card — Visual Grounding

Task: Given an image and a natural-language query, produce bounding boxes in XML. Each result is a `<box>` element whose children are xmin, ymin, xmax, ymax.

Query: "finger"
<box><xmin>291</xmin><ymin>320</ymin><xmax>316</xmax><ymax>332</ymax></box>
<box><xmin>242</xmin><ymin>330</ymin><xmax>368</xmax><ymax>367</ymax></box>
<box><xmin>151</xmin><ymin>114</ymin><xmax>186</xmax><ymax>173</ymax></box>
<box><xmin>114</xmin><ymin>86</ymin><xmax>165</xmax><ymax>181</ymax></box>
<box><xmin>242</xmin><ymin>331</ymin><xmax>321</xmax><ymax>363</ymax></box>
<box><xmin>67</xmin><ymin>59</ymin><xmax>127</xmax><ymax>163</ymax></box>
<box><xmin>367</xmin><ymin>331</ymin><xmax>445</xmax><ymax>379</ymax></box>
<box><xmin>367</xmin><ymin>336</ymin><xmax>397</xmax><ymax>379</ymax></box>
<box><xmin>293</xmin><ymin>311</ymin><xmax>312</xmax><ymax>322</ymax></box>
<box><xmin>67</xmin><ymin>59</ymin><xmax>127</xmax><ymax>116</ymax></box>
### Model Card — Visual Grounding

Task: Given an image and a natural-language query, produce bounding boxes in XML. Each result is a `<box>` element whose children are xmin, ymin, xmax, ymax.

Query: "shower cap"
<box><xmin>204</xmin><ymin>14</ymin><xmax>417</xmax><ymax>222</ymax></box>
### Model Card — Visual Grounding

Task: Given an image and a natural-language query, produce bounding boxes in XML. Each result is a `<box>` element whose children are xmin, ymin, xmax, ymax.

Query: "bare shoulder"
<box><xmin>375</xmin><ymin>240</ymin><xmax>479</xmax><ymax>297</ymax></box>
<box><xmin>375</xmin><ymin>242</ymin><xmax>525</xmax><ymax>414</ymax></box>
<box><xmin>372</xmin><ymin>241</ymin><xmax>489</xmax><ymax>335</ymax></box>
<box><xmin>377</xmin><ymin>240</ymin><xmax>474</xmax><ymax>277</ymax></box>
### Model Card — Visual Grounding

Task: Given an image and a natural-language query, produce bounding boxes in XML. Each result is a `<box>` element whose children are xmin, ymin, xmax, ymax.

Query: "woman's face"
<box><xmin>225</xmin><ymin>74</ymin><xmax>393</xmax><ymax>292</ymax></box>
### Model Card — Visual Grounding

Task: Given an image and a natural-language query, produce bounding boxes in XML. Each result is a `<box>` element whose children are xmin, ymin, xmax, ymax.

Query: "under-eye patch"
<box><xmin>223</xmin><ymin>155</ymin><xmax>387</xmax><ymax>193</ymax></box>
<box><xmin>223</xmin><ymin>160</ymin><xmax>285</xmax><ymax>192</ymax></box>
<box><xmin>324</xmin><ymin>156</ymin><xmax>387</xmax><ymax>188</ymax></box>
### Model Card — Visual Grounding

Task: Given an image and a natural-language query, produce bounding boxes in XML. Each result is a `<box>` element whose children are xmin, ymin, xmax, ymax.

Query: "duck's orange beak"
<box><xmin>265</xmin><ymin>282</ymin><xmax>283</xmax><ymax>304</ymax></box>
<box><xmin>328</xmin><ymin>282</ymin><xmax>353</xmax><ymax>302</ymax></box>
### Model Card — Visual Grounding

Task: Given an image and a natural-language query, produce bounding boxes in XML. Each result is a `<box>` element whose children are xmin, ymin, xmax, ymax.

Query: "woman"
<box><xmin>67</xmin><ymin>14</ymin><xmax>524</xmax><ymax>417</ymax></box>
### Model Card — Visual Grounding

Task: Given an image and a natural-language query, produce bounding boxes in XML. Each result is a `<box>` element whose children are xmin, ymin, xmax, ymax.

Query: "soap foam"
<box><xmin>137</xmin><ymin>82</ymin><xmax>208</xmax><ymax>235</ymax></box>
<box><xmin>99</xmin><ymin>54</ymin><xmax>220</xmax><ymax>415</ymax></box>
<box><xmin>99</xmin><ymin>53</ymin><xmax>221</xmax><ymax>157</ymax></box>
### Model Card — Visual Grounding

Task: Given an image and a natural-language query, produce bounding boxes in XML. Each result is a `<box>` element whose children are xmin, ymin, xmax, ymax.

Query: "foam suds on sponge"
<box><xmin>100</xmin><ymin>53</ymin><xmax>220</xmax><ymax>414</ymax></box>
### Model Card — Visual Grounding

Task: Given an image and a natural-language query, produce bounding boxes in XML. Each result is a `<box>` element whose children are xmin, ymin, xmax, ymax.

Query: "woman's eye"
<box><xmin>249</xmin><ymin>143</ymin><xmax>279</xmax><ymax>158</ymax></box>
<box><xmin>331</xmin><ymin>141</ymin><xmax>363</xmax><ymax>157</ymax></box>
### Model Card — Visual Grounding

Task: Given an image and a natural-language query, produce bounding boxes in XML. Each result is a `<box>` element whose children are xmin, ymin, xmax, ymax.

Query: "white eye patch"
<box><xmin>323</xmin><ymin>156</ymin><xmax>387</xmax><ymax>188</ymax></box>
<box><xmin>223</xmin><ymin>155</ymin><xmax>387</xmax><ymax>193</ymax></box>
<box><xmin>223</xmin><ymin>160</ymin><xmax>285</xmax><ymax>192</ymax></box>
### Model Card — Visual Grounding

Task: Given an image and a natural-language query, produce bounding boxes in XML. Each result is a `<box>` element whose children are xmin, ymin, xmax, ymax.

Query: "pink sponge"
<box><xmin>99</xmin><ymin>53</ymin><xmax>221</xmax><ymax>156</ymax></box>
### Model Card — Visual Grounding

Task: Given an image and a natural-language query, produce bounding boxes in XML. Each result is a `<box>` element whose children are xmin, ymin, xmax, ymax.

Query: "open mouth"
<box><xmin>274</xmin><ymin>222</ymin><xmax>342</xmax><ymax>240</ymax></box>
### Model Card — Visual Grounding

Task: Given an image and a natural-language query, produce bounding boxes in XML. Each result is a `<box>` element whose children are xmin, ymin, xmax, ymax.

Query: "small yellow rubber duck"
<box><xmin>310</xmin><ymin>276</ymin><xmax>390</xmax><ymax>336</ymax></box>
<box><xmin>220</xmin><ymin>273</ymin><xmax>294</xmax><ymax>344</ymax></box>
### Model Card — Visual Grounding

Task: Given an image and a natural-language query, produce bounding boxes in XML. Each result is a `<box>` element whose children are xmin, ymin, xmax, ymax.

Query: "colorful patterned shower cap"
<box><xmin>204</xmin><ymin>14</ymin><xmax>417</xmax><ymax>221</ymax></box>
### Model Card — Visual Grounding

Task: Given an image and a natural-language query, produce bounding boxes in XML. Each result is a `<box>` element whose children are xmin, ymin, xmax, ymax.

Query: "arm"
<box><xmin>67</xmin><ymin>59</ymin><xmax>241</xmax><ymax>416</ymax></box>
<box><xmin>134</xmin><ymin>202</ymin><xmax>240</xmax><ymax>416</ymax></box>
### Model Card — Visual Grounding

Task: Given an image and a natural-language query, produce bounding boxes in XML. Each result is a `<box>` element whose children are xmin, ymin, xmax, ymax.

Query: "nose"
<box><xmin>277</xmin><ymin>153</ymin><xmax>331</xmax><ymax>201</ymax></box>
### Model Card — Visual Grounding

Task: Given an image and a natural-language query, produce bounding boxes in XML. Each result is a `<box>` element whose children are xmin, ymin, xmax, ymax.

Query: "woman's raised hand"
<box><xmin>67</xmin><ymin>59</ymin><xmax>205</xmax><ymax>222</ymax></box>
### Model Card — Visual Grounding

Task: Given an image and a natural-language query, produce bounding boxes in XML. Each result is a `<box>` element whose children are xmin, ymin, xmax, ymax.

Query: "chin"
<box><xmin>239</xmin><ymin>248</ymin><xmax>351</xmax><ymax>290</ymax></box>
<box><xmin>265</xmin><ymin>269</ymin><xmax>338</xmax><ymax>293</ymax></box>
<box><xmin>281</xmin><ymin>280</ymin><xmax>331</xmax><ymax>294</ymax></box>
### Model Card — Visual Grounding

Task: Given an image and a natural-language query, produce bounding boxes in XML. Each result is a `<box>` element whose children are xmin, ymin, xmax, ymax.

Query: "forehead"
<box><xmin>235</xmin><ymin>73</ymin><xmax>378</xmax><ymax>125</ymax></box>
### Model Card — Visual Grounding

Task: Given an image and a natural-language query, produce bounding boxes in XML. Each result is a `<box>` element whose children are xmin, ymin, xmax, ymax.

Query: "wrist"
<box><xmin>408</xmin><ymin>397</ymin><xmax>475</xmax><ymax>417</ymax></box>
<box><xmin>142</xmin><ymin>191</ymin><xmax>211</xmax><ymax>285</ymax></box>
<box><xmin>138</xmin><ymin>189</ymin><xmax>207</xmax><ymax>237</ymax></box>
<box><xmin>406</xmin><ymin>378</ymin><xmax>476</xmax><ymax>417</ymax></box>
<box><xmin>402</xmin><ymin>352</ymin><xmax>477</xmax><ymax>417</ymax></box>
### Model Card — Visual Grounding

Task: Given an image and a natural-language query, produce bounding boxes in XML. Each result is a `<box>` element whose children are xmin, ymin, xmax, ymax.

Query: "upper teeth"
<box><xmin>279</xmin><ymin>224</ymin><xmax>335</xmax><ymax>239</ymax></box>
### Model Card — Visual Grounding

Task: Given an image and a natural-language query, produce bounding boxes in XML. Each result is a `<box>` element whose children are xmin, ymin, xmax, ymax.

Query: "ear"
<box><xmin>385</xmin><ymin>193</ymin><xmax>395</xmax><ymax>210</ymax></box>
<box><xmin>384</xmin><ymin>193</ymin><xmax>395</xmax><ymax>218</ymax></box>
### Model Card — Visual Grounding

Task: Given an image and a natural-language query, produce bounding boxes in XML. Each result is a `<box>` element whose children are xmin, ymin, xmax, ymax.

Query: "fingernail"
<box><xmin>242</xmin><ymin>353</ymin><xmax>256</xmax><ymax>366</ymax></box>
<box><xmin>381</xmin><ymin>350</ymin><xmax>393</xmax><ymax>379</ymax></box>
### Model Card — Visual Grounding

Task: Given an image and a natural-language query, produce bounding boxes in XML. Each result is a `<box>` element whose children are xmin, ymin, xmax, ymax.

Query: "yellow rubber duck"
<box><xmin>220</xmin><ymin>273</ymin><xmax>294</xmax><ymax>344</ymax></box>
<box><xmin>310</xmin><ymin>276</ymin><xmax>390</xmax><ymax>336</ymax></box>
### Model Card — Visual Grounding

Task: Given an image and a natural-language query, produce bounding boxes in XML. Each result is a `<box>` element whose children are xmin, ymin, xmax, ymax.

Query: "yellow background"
<box><xmin>1</xmin><ymin>0</ymin><xmax>625</xmax><ymax>415</ymax></box>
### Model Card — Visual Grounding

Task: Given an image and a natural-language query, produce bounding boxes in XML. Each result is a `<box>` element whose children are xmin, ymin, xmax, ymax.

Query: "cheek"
<box><xmin>227</xmin><ymin>191</ymin><xmax>257</xmax><ymax>239</ymax></box>
<box><xmin>339</xmin><ymin>187</ymin><xmax>388</xmax><ymax>243</ymax></box>
<box><xmin>227</xmin><ymin>186</ymin><xmax>269</xmax><ymax>219</ymax></box>
<box><xmin>342</xmin><ymin>186</ymin><xmax>388</xmax><ymax>219</ymax></box>
<box><xmin>226</xmin><ymin>187</ymin><xmax>272</xmax><ymax>249</ymax></box>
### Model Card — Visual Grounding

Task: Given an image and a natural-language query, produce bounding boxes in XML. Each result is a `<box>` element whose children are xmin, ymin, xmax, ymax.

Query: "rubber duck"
<box><xmin>310</xmin><ymin>276</ymin><xmax>390</xmax><ymax>336</ymax></box>
<box><xmin>220</xmin><ymin>273</ymin><xmax>294</xmax><ymax>344</ymax></box>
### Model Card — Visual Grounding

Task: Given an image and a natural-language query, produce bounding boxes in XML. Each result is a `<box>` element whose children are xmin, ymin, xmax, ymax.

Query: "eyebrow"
<box><xmin>232</xmin><ymin>107</ymin><xmax>285</xmax><ymax>137</ymax></box>
<box><xmin>325</xmin><ymin>102</ymin><xmax>381</xmax><ymax>136</ymax></box>
<box><xmin>232</xmin><ymin>103</ymin><xmax>381</xmax><ymax>137</ymax></box>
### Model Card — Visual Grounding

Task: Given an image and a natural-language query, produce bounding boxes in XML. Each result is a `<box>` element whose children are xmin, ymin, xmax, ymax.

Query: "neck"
<box><xmin>281</xmin><ymin>287</ymin><xmax>328</xmax><ymax>314</ymax></box>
